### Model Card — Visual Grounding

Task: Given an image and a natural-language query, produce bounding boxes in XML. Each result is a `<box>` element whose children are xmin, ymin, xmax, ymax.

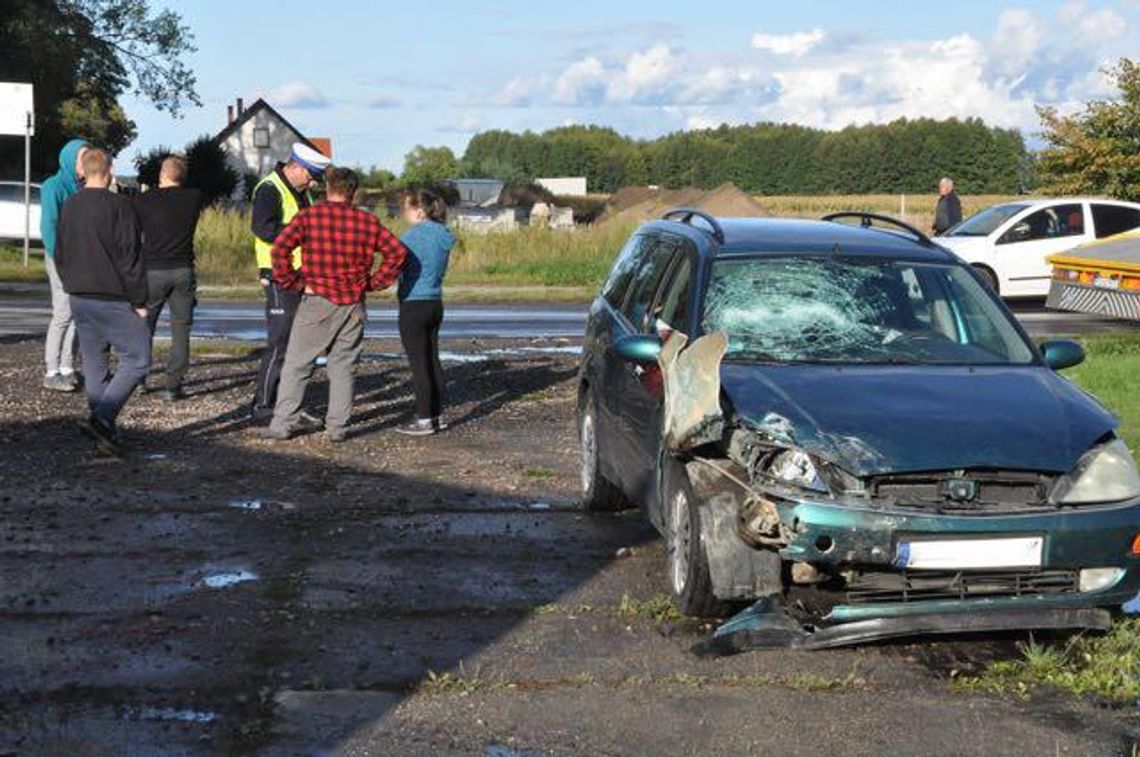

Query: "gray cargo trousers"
<box><xmin>269</xmin><ymin>294</ymin><xmax>365</xmax><ymax>437</ymax></box>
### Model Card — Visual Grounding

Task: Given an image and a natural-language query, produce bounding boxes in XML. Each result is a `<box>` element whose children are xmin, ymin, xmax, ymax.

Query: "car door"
<box><xmin>587</xmin><ymin>233</ymin><xmax>650</xmax><ymax>485</ymax></box>
<box><xmin>604</xmin><ymin>233</ymin><xmax>684</xmax><ymax>502</ymax></box>
<box><xmin>994</xmin><ymin>202</ymin><xmax>1091</xmax><ymax>296</ymax></box>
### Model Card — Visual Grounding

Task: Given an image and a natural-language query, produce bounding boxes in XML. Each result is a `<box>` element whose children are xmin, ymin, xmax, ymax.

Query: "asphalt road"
<box><xmin>0</xmin><ymin>292</ymin><xmax>1135</xmax><ymax>341</ymax></box>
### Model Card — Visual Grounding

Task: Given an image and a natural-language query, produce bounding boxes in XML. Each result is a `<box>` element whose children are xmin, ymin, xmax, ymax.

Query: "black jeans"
<box><xmin>398</xmin><ymin>299</ymin><xmax>445</xmax><ymax>420</ymax></box>
<box><xmin>253</xmin><ymin>281</ymin><xmax>302</xmax><ymax>412</ymax></box>
<box><xmin>145</xmin><ymin>266</ymin><xmax>196</xmax><ymax>390</ymax></box>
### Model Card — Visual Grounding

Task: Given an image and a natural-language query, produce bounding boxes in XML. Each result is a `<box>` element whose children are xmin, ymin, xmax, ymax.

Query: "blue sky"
<box><xmin>124</xmin><ymin>0</ymin><xmax>1140</xmax><ymax>172</ymax></box>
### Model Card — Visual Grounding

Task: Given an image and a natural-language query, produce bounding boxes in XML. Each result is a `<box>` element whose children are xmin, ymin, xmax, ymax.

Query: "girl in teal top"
<box><xmin>395</xmin><ymin>190</ymin><xmax>456</xmax><ymax>436</ymax></box>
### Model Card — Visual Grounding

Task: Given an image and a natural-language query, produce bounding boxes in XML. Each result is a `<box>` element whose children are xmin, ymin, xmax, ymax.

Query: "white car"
<box><xmin>936</xmin><ymin>198</ymin><xmax>1140</xmax><ymax>297</ymax></box>
<box><xmin>0</xmin><ymin>181</ymin><xmax>42</xmax><ymax>242</ymax></box>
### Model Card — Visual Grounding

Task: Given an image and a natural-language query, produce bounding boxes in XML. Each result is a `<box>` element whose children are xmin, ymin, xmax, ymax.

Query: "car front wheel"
<box><xmin>973</xmin><ymin>264</ymin><xmax>999</xmax><ymax>295</ymax></box>
<box><xmin>578</xmin><ymin>389</ymin><xmax>627</xmax><ymax>511</ymax></box>
<box><xmin>663</xmin><ymin>459</ymin><xmax>730</xmax><ymax>617</ymax></box>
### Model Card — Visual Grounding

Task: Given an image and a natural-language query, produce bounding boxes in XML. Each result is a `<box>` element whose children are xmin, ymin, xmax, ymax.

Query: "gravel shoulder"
<box><xmin>0</xmin><ymin>335</ymin><xmax>1135</xmax><ymax>755</ymax></box>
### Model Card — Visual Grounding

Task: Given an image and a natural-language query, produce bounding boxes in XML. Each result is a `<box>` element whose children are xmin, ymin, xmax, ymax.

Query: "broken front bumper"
<box><xmin>777</xmin><ymin>495</ymin><xmax>1140</xmax><ymax>623</ymax></box>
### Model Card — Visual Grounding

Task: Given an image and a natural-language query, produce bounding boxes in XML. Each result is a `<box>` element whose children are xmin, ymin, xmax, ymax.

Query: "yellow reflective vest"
<box><xmin>252</xmin><ymin>170</ymin><xmax>309</xmax><ymax>270</ymax></box>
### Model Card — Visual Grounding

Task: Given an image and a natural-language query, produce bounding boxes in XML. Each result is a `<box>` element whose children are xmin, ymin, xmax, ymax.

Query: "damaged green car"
<box><xmin>577</xmin><ymin>209</ymin><xmax>1140</xmax><ymax>649</ymax></box>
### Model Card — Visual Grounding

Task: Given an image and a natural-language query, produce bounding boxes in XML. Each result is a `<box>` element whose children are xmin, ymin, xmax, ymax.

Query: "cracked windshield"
<box><xmin>702</xmin><ymin>257</ymin><xmax>1036</xmax><ymax>365</ymax></box>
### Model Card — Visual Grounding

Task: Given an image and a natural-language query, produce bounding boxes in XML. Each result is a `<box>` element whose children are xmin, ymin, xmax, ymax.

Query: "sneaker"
<box><xmin>432</xmin><ymin>416</ymin><xmax>449</xmax><ymax>432</ymax></box>
<box><xmin>261</xmin><ymin>426</ymin><xmax>293</xmax><ymax>441</ymax></box>
<box><xmin>248</xmin><ymin>405</ymin><xmax>274</xmax><ymax>424</ymax></box>
<box><xmin>394</xmin><ymin>419</ymin><xmax>436</xmax><ymax>437</ymax></box>
<box><xmin>43</xmin><ymin>373</ymin><xmax>77</xmax><ymax>393</ymax></box>
<box><xmin>161</xmin><ymin>387</ymin><xmax>185</xmax><ymax>402</ymax></box>
<box><xmin>80</xmin><ymin>415</ymin><xmax>123</xmax><ymax>457</ymax></box>
<box><xmin>62</xmin><ymin>371</ymin><xmax>81</xmax><ymax>390</ymax></box>
<box><xmin>297</xmin><ymin>411</ymin><xmax>325</xmax><ymax>432</ymax></box>
<box><xmin>327</xmin><ymin>428</ymin><xmax>347</xmax><ymax>443</ymax></box>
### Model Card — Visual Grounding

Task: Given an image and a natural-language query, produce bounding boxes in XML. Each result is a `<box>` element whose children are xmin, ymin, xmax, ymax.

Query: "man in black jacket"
<box><xmin>135</xmin><ymin>155</ymin><xmax>204</xmax><ymax>401</ymax></box>
<box><xmin>932</xmin><ymin>177</ymin><xmax>963</xmax><ymax>235</ymax></box>
<box><xmin>55</xmin><ymin>148</ymin><xmax>149</xmax><ymax>455</ymax></box>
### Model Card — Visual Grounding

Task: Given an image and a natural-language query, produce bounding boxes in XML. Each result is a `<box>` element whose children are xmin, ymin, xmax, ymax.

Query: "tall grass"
<box><xmin>190</xmin><ymin>195</ymin><xmax>1019</xmax><ymax>290</ymax></box>
<box><xmin>192</xmin><ymin>206</ymin><xmax>636</xmax><ymax>289</ymax></box>
<box><xmin>194</xmin><ymin>208</ymin><xmax>258</xmax><ymax>287</ymax></box>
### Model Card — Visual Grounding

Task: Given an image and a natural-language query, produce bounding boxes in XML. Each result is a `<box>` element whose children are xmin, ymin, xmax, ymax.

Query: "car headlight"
<box><xmin>766</xmin><ymin>449</ymin><xmax>828</xmax><ymax>493</ymax></box>
<box><xmin>1054</xmin><ymin>439</ymin><xmax>1140</xmax><ymax>505</ymax></box>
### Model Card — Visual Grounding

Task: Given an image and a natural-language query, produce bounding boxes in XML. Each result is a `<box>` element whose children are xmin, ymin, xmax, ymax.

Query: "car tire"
<box><xmin>578</xmin><ymin>389</ymin><xmax>627</xmax><ymax>511</ymax></box>
<box><xmin>973</xmin><ymin>265</ymin><xmax>999</xmax><ymax>295</ymax></box>
<box><xmin>663</xmin><ymin>459</ymin><xmax>731</xmax><ymax>618</ymax></box>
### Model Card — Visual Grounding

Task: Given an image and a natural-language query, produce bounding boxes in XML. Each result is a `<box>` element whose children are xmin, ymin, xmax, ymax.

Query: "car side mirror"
<box><xmin>1041</xmin><ymin>339</ymin><xmax>1085</xmax><ymax>370</ymax></box>
<box><xmin>1000</xmin><ymin>222</ymin><xmax>1031</xmax><ymax>245</ymax></box>
<box><xmin>614</xmin><ymin>334</ymin><xmax>663</xmax><ymax>365</ymax></box>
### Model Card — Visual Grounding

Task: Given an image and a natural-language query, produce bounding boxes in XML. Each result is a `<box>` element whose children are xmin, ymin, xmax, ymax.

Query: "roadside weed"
<box><xmin>957</xmin><ymin>620</ymin><xmax>1140</xmax><ymax>702</ymax></box>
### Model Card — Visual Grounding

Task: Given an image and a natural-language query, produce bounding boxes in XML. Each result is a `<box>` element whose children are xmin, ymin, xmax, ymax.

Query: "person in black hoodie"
<box><xmin>55</xmin><ymin>148</ymin><xmax>149</xmax><ymax>455</ymax></box>
<box><xmin>135</xmin><ymin>155</ymin><xmax>204</xmax><ymax>401</ymax></box>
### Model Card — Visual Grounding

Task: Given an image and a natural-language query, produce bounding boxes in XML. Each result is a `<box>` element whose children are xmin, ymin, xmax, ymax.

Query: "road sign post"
<box><xmin>24</xmin><ymin>111</ymin><xmax>32</xmax><ymax>267</ymax></box>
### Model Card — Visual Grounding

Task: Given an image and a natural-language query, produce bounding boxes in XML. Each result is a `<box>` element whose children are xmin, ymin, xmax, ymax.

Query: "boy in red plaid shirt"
<box><xmin>265</xmin><ymin>167</ymin><xmax>408</xmax><ymax>442</ymax></box>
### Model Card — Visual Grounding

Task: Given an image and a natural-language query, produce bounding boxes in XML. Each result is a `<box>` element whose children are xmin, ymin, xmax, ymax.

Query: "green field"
<box><xmin>0</xmin><ymin>244</ymin><xmax>45</xmax><ymax>281</ymax></box>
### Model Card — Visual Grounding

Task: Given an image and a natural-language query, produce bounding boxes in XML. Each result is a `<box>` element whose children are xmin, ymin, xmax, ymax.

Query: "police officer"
<box><xmin>249</xmin><ymin>142</ymin><xmax>331</xmax><ymax>422</ymax></box>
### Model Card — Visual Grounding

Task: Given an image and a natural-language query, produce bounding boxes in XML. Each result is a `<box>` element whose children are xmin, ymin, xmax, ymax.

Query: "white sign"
<box><xmin>0</xmin><ymin>83</ymin><xmax>34</xmax><ymax>136</ymax></box>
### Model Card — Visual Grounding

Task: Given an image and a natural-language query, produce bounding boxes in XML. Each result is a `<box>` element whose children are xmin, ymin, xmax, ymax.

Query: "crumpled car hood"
<box><xmin>721</xmin><ymin>363</ymin><xmax>1117</xmax><ymax>476</ymax></box>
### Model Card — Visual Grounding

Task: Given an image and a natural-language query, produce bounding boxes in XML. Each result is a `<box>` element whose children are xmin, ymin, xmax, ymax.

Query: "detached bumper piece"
<box><xmin>696</xmin><ymin>596</ymin><xmax>1112</xmax><ymax>655</ymax></box>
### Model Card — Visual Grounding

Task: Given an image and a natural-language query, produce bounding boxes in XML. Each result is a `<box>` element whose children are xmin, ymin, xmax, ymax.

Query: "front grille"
<box><xmin>845</xmin><ymin>570</ymin><xmax>1079</xmax><ymax>604</ymax></box>
<box><xmin>868</xmin><ymin>471</ymin><xmax>1054</xmax><ymax>513</ymax></box>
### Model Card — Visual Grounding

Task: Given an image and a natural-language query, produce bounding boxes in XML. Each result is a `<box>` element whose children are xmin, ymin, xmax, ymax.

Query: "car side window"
<box><xmin>0</xmin><ymin>185</ymin><xmax>18</xmax><ymax>203</ymax></box>
<box><xmin>998</xmin><ymin>204</ymin><xmax>1084</xmax><ymax>245</ymax></box>
<box><xmin>654</xmin><ymin>255</ymin><xmax>693</xmax><ymax>335</ymax></box>
<box><xmin>1092</xmin><ymin>204</ymin><xmax>1140</xmax><ymax>239</ymax></box>
<box><xmin>601</xmin><ymin>234</ymin><xmax>647</xmax><ymax>308</ymax></box>
<box><xmin>622</xmin><ymin>236</ymin><xmax>678</xmax><ymax>331</ymax></box>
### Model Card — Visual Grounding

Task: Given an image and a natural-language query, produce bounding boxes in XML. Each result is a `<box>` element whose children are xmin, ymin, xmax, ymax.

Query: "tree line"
<box><xmin>448</xmin><ymin>118</ymin><xmax>1031</xmax><ymax>195</ymax></box>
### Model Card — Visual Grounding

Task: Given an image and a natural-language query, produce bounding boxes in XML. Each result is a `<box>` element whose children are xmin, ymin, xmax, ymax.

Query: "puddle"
<box><xmin>484</xmin><ymin>745</ymin><xmax>547</xmax><ymax>757</ymax></box>
<box><xmin>527</xmin><ymin>502</ymin><xmax>552</xmax><ymax>511</ymax></box>
<box><xmin>137</xmin><ymin>706</ymin><xmax>219</xmax><ymax>724</ymax></box>
<box><xmin>362</xmin><ymin>344</ymin><xmax>582</xmax><ymax>365</ymax></box>
<box><xmin>226</xmin><ymin>498</ymin><xmax>296</xmax><ymax>512</ymax></box>
<box><xmin>199</xmin><ymin>570</ymin><xmax>259</xmax><ymax>589</ymax></box>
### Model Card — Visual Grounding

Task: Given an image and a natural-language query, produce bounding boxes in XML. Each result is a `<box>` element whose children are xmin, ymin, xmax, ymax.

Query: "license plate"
<box><xmin>1093</xmin><ymin>276</ymin><xmax>1120</xmax><ymax>290</ymax></box>
<box><xmin>895</xmin><ymin>536</ymin><xmax>1043</xmax><ymax>570</ymax></box>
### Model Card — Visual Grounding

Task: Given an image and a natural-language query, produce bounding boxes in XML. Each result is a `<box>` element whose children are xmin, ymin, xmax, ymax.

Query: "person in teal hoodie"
<box><xmin>395</xmin><ymin>189</ymin><xmax>456</xmax><ymax>436</ymax></box>
<box><xmin>40</xmin><ymin>138</ymin><xmax>89</xmax><ymax>392</ymax></box>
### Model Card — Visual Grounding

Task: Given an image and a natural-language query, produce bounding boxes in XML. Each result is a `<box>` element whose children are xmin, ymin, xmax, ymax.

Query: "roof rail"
<box><xmin>821</xmin><ymin>212</ymin><xmax>934</xmax><ymax>247</ymax></box>
<box><xmin>661</xmin><ymin>207</ymin><xmax>726</xmax><ymax>244</ymax></box>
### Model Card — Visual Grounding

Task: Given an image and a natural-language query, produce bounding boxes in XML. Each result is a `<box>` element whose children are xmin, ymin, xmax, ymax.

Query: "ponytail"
<box><xmin>404</xmin><ymin>189</ymin><xmax>448</xmax><ymax>223</ymax></box>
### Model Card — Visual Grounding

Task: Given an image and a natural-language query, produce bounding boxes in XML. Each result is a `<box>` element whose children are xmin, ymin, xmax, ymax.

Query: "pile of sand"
<box><xmin>695</xmin><ymin>182</ymin><xmax>768</xmax><ymax>218</ymax></box>
<box><xmin>599</xmin><ymin>182</ymin><xmax>766</xmax><ymax>226</ymax></box>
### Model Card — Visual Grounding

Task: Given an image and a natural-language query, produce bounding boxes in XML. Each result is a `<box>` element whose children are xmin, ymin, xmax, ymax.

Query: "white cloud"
<box><xmin>751</xmin><ymin>28</ymin><xmax>826</xmax><ymax>57</ymax></box>
<box><xmin>268</xmin><ymin>82</ymin><xmax>329</xmax><ymax>110</ymax></box>
<box><xmin>480</xmin><ymin>4</ymin><xmax>1134</xmax><ymax>139</ymax></box>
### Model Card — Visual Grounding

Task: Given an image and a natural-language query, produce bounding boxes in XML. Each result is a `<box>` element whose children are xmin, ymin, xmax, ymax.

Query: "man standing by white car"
<box><xmin>39</xmin><ymin>138</ymin><xmax>89</xmax><ymax>392</ymax></box>
<box><xmin>932</xmin><ymin>177</ymin><xmax>962</xmax><ymax>236</ymax></box>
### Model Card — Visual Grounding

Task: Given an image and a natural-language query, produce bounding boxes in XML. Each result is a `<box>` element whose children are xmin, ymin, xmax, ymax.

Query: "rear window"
<box><xmin>1092</xmin><ymin>204</ymin><xmax>1140</xmax><ymax>239</ymax></box>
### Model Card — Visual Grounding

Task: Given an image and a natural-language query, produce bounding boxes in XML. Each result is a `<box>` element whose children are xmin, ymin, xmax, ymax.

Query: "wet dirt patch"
<box><xmin>0</xmin><ymin>334</ymin><xmax>1136</xmax><ymax>754</ymax></box>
